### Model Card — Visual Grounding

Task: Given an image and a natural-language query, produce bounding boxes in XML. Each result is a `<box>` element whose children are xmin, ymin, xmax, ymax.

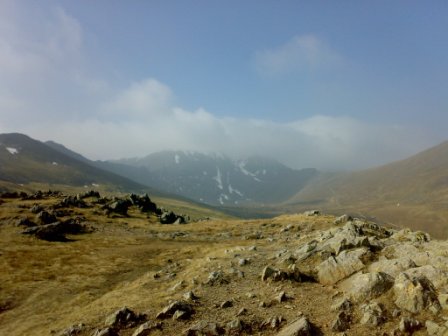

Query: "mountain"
<box><xmin>98</xmin><ymin>151</ymin><xmax>318</xmax><ymax>206</ymax></box>
<box><xmin>0</xmin><ymin>133</ymin><xmax>147</xmax><ymax>191</ymax></box>
<box><xmin>286</xmin><ymin>140</ymin><xmax>448</xmax><ymax>238</ymax></box>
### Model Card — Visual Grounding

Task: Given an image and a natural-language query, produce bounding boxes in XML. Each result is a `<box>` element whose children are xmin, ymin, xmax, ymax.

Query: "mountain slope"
<box><xmin>287</xmin><ymin>140</ymin><xmax>448</xmax><ymax>237</ymax></box>
<box><xmin>0</xmin><ymin>133</ymin><xmax>147</xmax><ymax>191</ymax></box>
<box><xmin>100</xmin><ymin>151</ymin><xmax>318</xmax><ymax>206</ymax></box>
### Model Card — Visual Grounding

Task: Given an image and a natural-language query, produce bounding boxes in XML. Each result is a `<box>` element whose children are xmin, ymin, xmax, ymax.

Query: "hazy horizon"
<box><xmin>0</xmin><ymin>1</ymin><xmax>447</xmax><ymax>170</ymax></box>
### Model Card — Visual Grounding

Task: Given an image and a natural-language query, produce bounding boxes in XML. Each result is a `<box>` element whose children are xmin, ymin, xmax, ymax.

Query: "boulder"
<box><xmin>368</xmin><ymin>257</ymin><xmax>417</xmax><ymax>277</ymax></box>
<box><xmin>343</xmin><ymin>272</ymin><xmax>394</xmax><ymax>302</ymax></box>
<box><xmin>105</xmin><ymin>307</ymin><xmax>144</xmax><ymax>329</ymax></box>
<box><xmin>131</xmin><ymin>321</ymin><xmax>162</xmax><ymax>336</ymax></box>
<box><xmin>399</xmin><ymin>317</ymin><xmax>422</xmax><ymax>333</ymax></box>
<box><xmin>184</xmin><ymin>321</ymin><xmax>224</xmax><ymax>335</ymax></box>
<box><xmin>275</xmin><ymin>316</ymin><xmax>312</xmax><ymax>336</ymax></box>
<box><xmin>156</xmin><ymin>301</ymin><xmax>193</xmax><ymax>319</ymax></box>
<box><xmin>394</xmin><ymin>273</ymin><xmax>440</xmax><ymax>313</ymax></box>
<box><xmin>106</xmin><ymin>199</ymin><xmax>131</xmax><ymax>216</ymax></box>
<box><xmin>334</xmin><ymin>214</ymin><xmax>352</xmax><ymax>225</ymax></box>
<box><xmin>317</xmin><ymin>248</ymin><xmax>369</xmax><ymax>285</ymax></box>
<box><xmin>36</xmin><ymin>210</ymin><xmax>57</xmax><ymax>225</ymax></box>
<box><xmin>360</xmin><ymin>302</ymin><xmax>386</xmax><ymax>326</ymax></box>
<box><xmin>426</xmin><ymin>321</ymin><xmax>447</xmax><ymax>336</ymax></box>
<box><xmin>331</xmin><ymin>311</ymin><xmax>350</xmax><ymax>332</ymax></box>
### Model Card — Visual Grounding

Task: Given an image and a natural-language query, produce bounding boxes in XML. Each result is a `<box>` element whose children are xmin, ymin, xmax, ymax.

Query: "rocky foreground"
<box><xmin>1</xmin><ymin>192</ymin><xmax>448</xmax><ymax>335</ymax></box>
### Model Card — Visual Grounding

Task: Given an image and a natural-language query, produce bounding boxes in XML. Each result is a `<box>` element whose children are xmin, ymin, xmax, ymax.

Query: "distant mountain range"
<box><xmin>0</xmin><ymin>133</ymin><xmax>146</xmax><ymax>192</ymax></box>
<box><xmin>2</xmin><ymin>132</ymin><xmax>448</xmax><ymax>237</ymax></box>
<box><xmin>96</xmin><ymin>151</ymin><xmax>318</xmax><ymax>206</ymax></box>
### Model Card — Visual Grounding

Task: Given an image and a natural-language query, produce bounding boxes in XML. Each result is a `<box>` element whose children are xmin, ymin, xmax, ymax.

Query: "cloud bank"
<box><xmin>255</xmin><ymin>34</ymin><xmax>343</xmax><ymax>76</ymax></box>
<box><xmin>0</xmin><ymin>3</ymin><xmax>438</xmax><ymax>171</ymax></box>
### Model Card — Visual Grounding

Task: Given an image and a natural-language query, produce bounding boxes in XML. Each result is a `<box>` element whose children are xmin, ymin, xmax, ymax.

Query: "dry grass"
<box><xmin>0</xmin><ymin>194</ymin><xmax>431</xmax><ymax>336</ymax></box>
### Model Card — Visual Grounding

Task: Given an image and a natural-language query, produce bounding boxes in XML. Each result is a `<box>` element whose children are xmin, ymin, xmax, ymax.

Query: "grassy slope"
<box><xmin>285</xmin><ymin>141</ymin><xmax>448</xmax><ymax>238</ymax></box>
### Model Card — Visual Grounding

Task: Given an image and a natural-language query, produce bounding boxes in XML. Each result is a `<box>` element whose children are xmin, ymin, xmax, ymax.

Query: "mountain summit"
<box><xmin>99</xmin><ymin>151</ymin><xmax>318</xmax><ymax>206</ymax></box>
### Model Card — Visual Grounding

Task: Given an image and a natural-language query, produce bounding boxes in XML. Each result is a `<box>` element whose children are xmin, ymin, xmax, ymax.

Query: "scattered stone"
<box><xmin>36</xmin><ymin>210</ymin><xmax>57</xmax><ymax>225</ymax></box>
<box><xmin>334</xmin><ymin>214</ymin><xmax>352</xmax><ymax>225</ymax></box>
<box><xmin>261</xmin><ymin>266</ymin><xmax>297</xmax><ymax>282</ymax></box>
<box><xmin>16</xmin><ymin>217</ymin><xmax>35</xmax><ymax>227</ymax></box>
<box><xmin>238</xmin><ymin>258</ymin><xmax>249</xmax><ymax>266</ymax></box>
<box><xmin>105</xmin><ymin>307</ymin><xmax>144</xmax><ymax>329</ymax></box>
<box><xmin>183</xmin><ymin>291</ymin><xmax>199</xmax><ymax>301</ymax></box>
<box><xmin>331</xmin><ymin>311</ymin><xmax>350</xmax><ymax>332</ymax></box>
<box><xmin>58</xmin><ymin>323</ymin><xmax>86</xmax><ymax>336</ymax></box>
<box><xmin>184</xmin><ymin>321</ymin><xmax>224</xmax><ymax>336</ymax></box>
<box><xmin>205</xmin><ymin>271</ymin><xmax>229</xmax><ymax>285</ymax></box>
<box><xmin>276</xmin><ymin>291</ymin><xmax>288</xmax><ymax>303</ymax></box>
<box><xmin>304</xmin><ymin>210</ymin><xmax>319</xmax><ymax>216</ymax></box>
<box><xmin>226</xmin><ymin>318</ymin><xmax>244</xmax><ymax>333</ymax></box>
<box><xmin>106</xmin><ymin>199</ymin><xmax>131</xmax><ymax>216</ymax></box>
<box><xmin>220</xmin><ymin>300</ymin><xmax>233</xmax><ymax>308</ymax></box>
<box><xmin>399</xmin><ymin>317</ymin><xmax>422</xmax><ymax>333</ymax></box>
<box><xmin>331</xmin><ymin>298</ymin><xmax>352</xmax><ymax>312</ymax></box>
<box><xmin>30</xmin><ymin>204</ymin><xmax>43</xmax><ymax>214</ymax></box>
<box><xmin>131</xmin><ymin>321</ymin><xmax>162</xmax><ymax>336</ymax></box>
<box><xmin>92</xmin><ymin>327</ymin><xmax>118</xmax><ymax>336</ymax></box>
<box><xmin>360</xmin><ymin>302</ymin><xmax>386</xmax><ymax>326</ymax></box>
<box><xmin>156</xmin><ymin>301</ymin><xmax>193</xmax><ymax>319</ymax></box>
<box><xmin>236</xmin><ymin>308</ymin><xmax>247</xmax><ymax>316</ymax></box>
<box><xmin>173</xmin><ymin>310</ymin><xmax>189</xmax><ymax>320</ymax></box>
<box><xmin>276</xmin><ymin>316</ymin><xmax>312</xmax><ymax>336</ymax></box>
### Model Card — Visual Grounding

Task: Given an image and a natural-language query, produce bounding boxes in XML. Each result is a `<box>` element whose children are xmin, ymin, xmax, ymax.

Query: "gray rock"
<box><xmin>226</xmin><ymin>319</ymin><xmax>244</xmax><ymax>332</ymax></box>
<box><xmin>331</xmin><ymin>311</ymin><xmax>350</xmax><ymax>332</ymax></box>
<box><xmin>236</xmin><ymin>307</ymin><xmax>247</xmax><ymax>316</ymax></box>
<box><xmin>276</xmin><ymin>291</ymin><xmax>288</xmax><ymax>303</ymax></box>
<box><xmin>220</xmin><ymin>300</ymin><xmax>233</xmax><ymax>308</ymax></box>
<box><xmin>92</xmin><ymin>328</ymin><xmax>117</xmax><ymax>336</ymax></box>
<box><xmin>184</xmin><ymin>321</ymin><xmax>224</xmax><ymax>335</ymax></box>
<box><xmin>131</xmin><ymin>321</ymin><xmax>162</xmax><ymax>336</ymax></box>
<box><xmin>360</xmin><ymin>302</ymin><xmax>385</xmax><ymax>326</ymax></box>
<box><xmin>173</xmin><ymin>310</ymin><xmax>188</xmax><ymax>320</ymax></box>
<box><xmin>156</xmin><ymin>301</ymin><xmax>193</xmax><ymax>319</ymax></box>
<box><xmin>331</xmin><ymin>298</ymin><xmax>352</xmax><ymax>312</ymax></box>
<box><xmin>304</xmin><ymin>210</ymin><xmax>320</xmax><ymax>216</ymax></box>
<box><xmin>275</xmin><ymin>316</ymin><xmax>312</xmax><ymax>336</ymax></box>
<box><xmin>399</xmin><ymin>317</ymin><xmax>421</xmax><ymax>333</ymax></box>
<box><xmin>393</xmin><ymin>273</ymin><xmax>440</xmax><ymax>313</ymax></box>
<box><xmin>206</xmin><ymin>271</ymin><xmax>229</xmax><ymax>285</ymax></box>
<box><xmin>343</xmin><ymin>272</ymin><xmax>394</xmax><ymax>302</ymax></box>
<box><xmin>317</xmin><ymin>248</ymin><xmax>369</xmax><ymax>285</ymax></box>
<box><xmin>183</xmin><ymin>291</ymin><xmax>199</xmax><ymax>301</ymax></box>
<box><xmin>105</xmin><ymin>307</ymin><xmax>143</xmax><ymax>329</ymax></box>
<box><xmin>36</xmin><ymin>210</ymin><xmax>57</xmax><ymax>224</ymax></box>
<box><xmin>334</xmin><ymin>214</ymin><xmax>352</xmax><ymax>225</ymax></box>
<box><xmin>426</xmin><ymin>320</ymin><xmax>447</xmax><ymax>336</ymax></box>
<box><xmin>368</xmin><ymin>257</ymin><xmax>417</xmax><ymax>277</ymax></box>
<box><xmin>58</xmin><ymin>323</ymin><xmax>85</xmax><ymax>336</ymax></box>
<box><xmin>261</xmin><ymin>266</ymin><xmax>289</xmax><ymax>282</ymax></box>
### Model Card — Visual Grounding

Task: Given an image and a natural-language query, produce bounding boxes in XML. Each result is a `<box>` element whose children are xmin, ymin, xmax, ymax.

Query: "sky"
<box><xmin>0</xmin><ymin>0</ymin><xmax>447</xmax><ymax>171</ymax></box>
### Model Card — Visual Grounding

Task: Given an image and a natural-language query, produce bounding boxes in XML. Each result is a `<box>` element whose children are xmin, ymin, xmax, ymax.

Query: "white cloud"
<box><xmin>0</xmin><ymin>5</ymin><xmax>437</xmax><ymax>171</ymax></box>
<box><xmin>255</xmin><ymin>34</ymin><xmax>343</xmax><ymax>76</ymax></box>
<box><xmin>102</xmin><ymin>79</ymin><xmax>173</xmax><ymax>119</ymax></box>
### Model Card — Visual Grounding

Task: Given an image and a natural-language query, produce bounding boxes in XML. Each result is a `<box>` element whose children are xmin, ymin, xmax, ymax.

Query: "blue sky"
<box><xmin>0</xmin><ymin>1</ymin><xmax>447</xmax><ymax>170</ymax></box>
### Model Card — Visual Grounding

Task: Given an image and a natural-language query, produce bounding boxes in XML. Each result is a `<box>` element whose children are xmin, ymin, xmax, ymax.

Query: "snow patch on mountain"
<box><xmin>213</xmin><ymin>167</ymin><xmax>223</xmax><ymax>190</ymax></box>
<box><xmin>174</xmin><ymin>154</ymin><xmax>180</xmax><ymax>164</ymax></box>
<box><xmin>228</xmin><ymin>184</ymin><xmax>244</xmax><ymax>197</ymax></box>
<box><xmin>238</xmin><ymin>161</ymin><xmax>261</xmax><ymax>182</ymax></box>
<box><xmin>6</xmin><ymin>147</ymin><xmax>18</xmax><ymax>155</ymax></box>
